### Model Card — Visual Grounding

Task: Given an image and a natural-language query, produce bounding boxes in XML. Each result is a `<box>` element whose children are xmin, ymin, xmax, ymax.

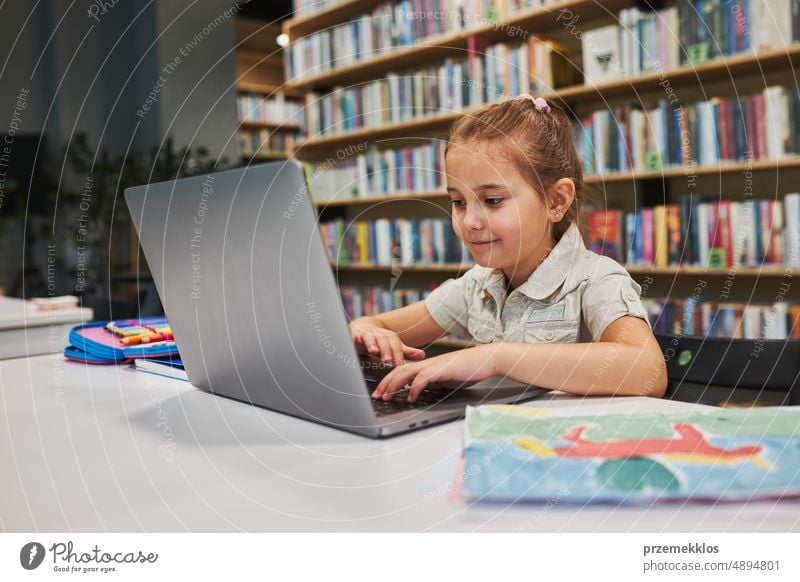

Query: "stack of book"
<box><xmin>575</xmin><ymin>86</ymin><xmax>800</xmax><ymax>174</ymax></box>
<box><xmin>0</xmin><ymin>296</ymin><xmax>93</xmax><ymax>360</ymax></box>
<box><xmin>237</xmin><ymin>93</ymin><xmax>305</xmax><ymax>126</ymax></box>
<box><xmin>320</xmin><ymin>217</ymin><xmax>472</xmax><ymax>266</ymax></box>
<box><xmin>644</xmin><ymin>297</ymin><xmax>800</xmax><ymax>339</ymax></box>
<box><xmin>585</xmin><ymin>193</ymin><xmax>800</xmax><ymax>269</ymax></box>
<box><xmin>286</xmin><ymin>0</ymin><xmax>554</xmax><ymax>81</ymax></box>
<box><xmin>304</xmin><ymin>35</ymin><xmax>571</xmax><ymax>137</ymax></box>
<box><xmin>308</xmin><ymin>142</ymin><xmax>447</xmax><ymax>200</ymax></box>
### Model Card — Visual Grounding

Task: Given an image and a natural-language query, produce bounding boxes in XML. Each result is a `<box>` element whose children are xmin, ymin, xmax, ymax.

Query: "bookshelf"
<box><xmin>236</xmin><ymin>18</ymin><xmax>304</xmax><ymax>162</ymax></box>
<box><xmin>280</xmin><ymin>0</ymin><xmax>800</xmax><ymax>340</ymax></box>
<box><xmin>293</xmin><ymin>45</ymin><xmax>800</xmax><ymax>154</ymax></box>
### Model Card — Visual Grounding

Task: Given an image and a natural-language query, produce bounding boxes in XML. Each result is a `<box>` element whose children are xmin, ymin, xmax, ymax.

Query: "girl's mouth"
<box><xmin>470</xmin><ymin>239</ymin><xmax>499</xmax><ymax>246</ymax></box>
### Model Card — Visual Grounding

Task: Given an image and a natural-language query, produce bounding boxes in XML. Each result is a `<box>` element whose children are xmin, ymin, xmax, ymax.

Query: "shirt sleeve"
<box><xmin>582</xmin><ymin>264</ymin><xmax>651</xmax><ymax>342</ymax></box>
<box><xmin>424</xmin><ymin>276</ymin><xmax>471</xmax><ymax>338</ymax></box>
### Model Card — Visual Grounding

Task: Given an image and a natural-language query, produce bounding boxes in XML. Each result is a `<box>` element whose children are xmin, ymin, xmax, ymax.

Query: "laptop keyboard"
<box><xmin>366</xmin><ymin>382</ymin><xmax>467</xmax><ymax>417</ymax></box>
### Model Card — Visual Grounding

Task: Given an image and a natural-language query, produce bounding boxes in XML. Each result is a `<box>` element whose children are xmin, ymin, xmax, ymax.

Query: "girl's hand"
<box><xmin>372</xmin><ymin>345</ymin><xmax>499</xmax><ymax>402</ymax></box>
<box><xmin>349</xmin><ymin>320</ymin><xmax>426</xmax><ymax>367</ymax></box>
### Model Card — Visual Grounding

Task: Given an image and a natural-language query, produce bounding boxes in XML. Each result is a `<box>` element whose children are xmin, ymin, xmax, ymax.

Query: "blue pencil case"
<box><xmin>64</xmin><ymin>321</ymin><xmax>179</xmax><ymax>364</ymax></box>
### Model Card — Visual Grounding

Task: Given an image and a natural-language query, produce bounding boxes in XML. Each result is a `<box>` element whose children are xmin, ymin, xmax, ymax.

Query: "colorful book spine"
<box><xmin>586</xmin><ymin>195</ymin><xmax>798</xmax><ymax>268</ymax></box>
<box><xmin>320</xmin><ymin>217</ymin><xmax>472</xmax><ymax>266</ymax></box>
<box><xmin>644</xmin><ymin>297</ymin><xmax>800</xmax><ymax>339</ymax></box>
<box><xmin>575</xmin><ymin>86</ymin><xmax>800</xmax><ymax>173</ymax></box>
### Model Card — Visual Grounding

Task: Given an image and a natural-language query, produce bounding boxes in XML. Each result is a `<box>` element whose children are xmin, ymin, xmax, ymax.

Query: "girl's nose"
<box><xmin>462</xmin><ymin>204</ymin><xmax>486</xmax><ymax>230</ymax></box>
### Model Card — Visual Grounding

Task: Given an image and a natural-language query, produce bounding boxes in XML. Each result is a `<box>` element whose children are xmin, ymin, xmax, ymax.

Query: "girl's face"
<box><xmin>445</xmin><ymin>145</ymin><xmax>555</xmax><ymax>287</ymax></box>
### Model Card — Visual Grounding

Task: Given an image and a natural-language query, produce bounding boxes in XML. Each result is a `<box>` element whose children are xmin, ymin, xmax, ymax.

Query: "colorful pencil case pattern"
<box><xmin>64</xmin><ymin>322</ymin><xmax>179</xmax><ymax>364</ymax></box>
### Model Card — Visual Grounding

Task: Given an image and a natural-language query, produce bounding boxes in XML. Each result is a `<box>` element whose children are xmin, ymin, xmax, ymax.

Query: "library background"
<box><xmin>2</xmin><ymin>0</ymin><xmax>799</xmax><ymax>403</ymax></box>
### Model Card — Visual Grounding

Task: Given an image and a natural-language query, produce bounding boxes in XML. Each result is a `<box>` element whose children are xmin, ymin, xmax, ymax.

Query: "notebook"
<box><xmin>457</xmin><ymin>404</ymin><xmax>800</xmax><ymax>504</ymax></box>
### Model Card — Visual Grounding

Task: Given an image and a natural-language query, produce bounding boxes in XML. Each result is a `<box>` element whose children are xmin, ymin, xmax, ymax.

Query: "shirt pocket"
<box><xmin>522</xmin><ymin>320</ymin><xmax>580</xmax><ymax>344</ymax></box>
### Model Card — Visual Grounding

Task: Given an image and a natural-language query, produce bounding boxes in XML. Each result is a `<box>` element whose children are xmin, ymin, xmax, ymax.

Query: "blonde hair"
<box><xmin>445</xmin><ymin>98</ymin><xmax>584</xmax><ymax>242</ymax></box>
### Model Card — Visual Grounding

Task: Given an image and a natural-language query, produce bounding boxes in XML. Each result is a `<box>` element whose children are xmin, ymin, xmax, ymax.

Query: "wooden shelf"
<box><xmin>284</xmin><ymin>1</ymin><xmax>385</xmax><ymax>41</ymax></box>
<box><xmin>332</xmin><ymin>262</ymin><xmax>800</xmax><ymax>278</ymax></box>
<box><xmin>285</xmin><ymin>0</ymin><xmax>631</xmax><ymax>90</ymax></box>
<box><xmin>627</xmin><ymin>266</ymin><xmax>800</xmax><ymax>277</ymax></box>
<box><xmin>315</xmin><ymin>190</ymin><xmax>448</xmax><ymax>207</ymax></box>
<box><xmin>554</xmin><ymin>45</ymin><xmax>800</xmax><ymax>103</ymax></box>
<box><xmin>241</xmin><ymin>152</ymin><xmax>292</xmax><ymax>161</ymax></box>
<box><xmin>240</xmin><ymin>120</ymin><xmax>301</xmax><ymax>132</ymax></box>
<box><xmin>293</xmin><ymin>45</ymin><xmax>800</xmax><ymax>154</ymax></box>
<box><xmin>236</xmin><ymin>81</ymin><xmax>305</xmax><ymax>99</ymax></box>
<box><xmin>238</xmin><ymin>48</ymin><xmax>283</xmax><ymax>67</ymax></box>
<box><xmin>333</xmin><ymin>263</ymin><xmax>469</xmax><ymax>273</ymax></box>
<box><xmin>312</xmin><ymin>158</ymin><xmax>800</xmax><ymax>206</ymax></box>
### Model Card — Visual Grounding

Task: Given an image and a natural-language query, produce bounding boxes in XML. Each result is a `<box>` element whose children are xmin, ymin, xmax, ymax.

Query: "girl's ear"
<box><xmin>548</xmin><ymin>178</ymin><xmax>575</xmax><ymax>221</ymax></box>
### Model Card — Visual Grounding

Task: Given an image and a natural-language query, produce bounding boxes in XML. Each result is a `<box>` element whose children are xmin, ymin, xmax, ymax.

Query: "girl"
<box><xmin>349</xmin><ymin>95</ymin><xmax>667</xmax><ymax>402</ymax></box>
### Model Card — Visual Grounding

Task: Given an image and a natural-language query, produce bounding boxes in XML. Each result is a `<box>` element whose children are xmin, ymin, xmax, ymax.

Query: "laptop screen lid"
<box><xmin>125</xmin><ymin>161</ymin><xmax>382</xmax><ymax>436</ymax></box>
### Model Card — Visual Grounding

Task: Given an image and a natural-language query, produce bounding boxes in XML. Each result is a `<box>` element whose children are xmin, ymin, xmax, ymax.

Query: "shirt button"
<box><xmin>626</xmin><ymin>290</ymin><xmax>638</xmax><ymax>302</ymax></box>
<box><xmin>508</xmin><ymin>296</ymin><xmax>520</xmax><ymax>304</ymax></box>
<box><xmin>545</xmin><ymin>330</ymin><xmax>555</xmax><ymax>341</ymax></box>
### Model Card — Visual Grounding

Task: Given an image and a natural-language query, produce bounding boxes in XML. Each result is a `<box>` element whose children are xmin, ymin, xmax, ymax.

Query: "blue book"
<box><xmin>625</xmin><ymin>213</ymin><xmax>636</xmax><ymax>264</ymax></box>
<box><xmin>134</xmin><ymin>357</ymin><xmax>187</xmax><ymax>381</ymax></box>
<box><xmin>673</xmin><ymin>106</ymin><xmax>683</xmax><ymax>165</ymax></box>
<box><xmin>634</xmin><ymin>210</ymin><xmax>644</xmax><ymax>264</ymax></box>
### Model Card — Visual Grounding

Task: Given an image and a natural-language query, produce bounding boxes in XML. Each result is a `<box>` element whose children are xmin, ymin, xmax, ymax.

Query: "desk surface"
<box><xmin>2</xmin><ymin>354</ymin><xmax>799</xmax><ymax>532</ymax></box>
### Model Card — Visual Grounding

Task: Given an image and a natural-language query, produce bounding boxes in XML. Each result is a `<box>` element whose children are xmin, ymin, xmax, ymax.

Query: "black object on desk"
<box><xmin>656</xmin><ymin>334</ymin><xmax>800</xmax><ymax>406</ymax></box>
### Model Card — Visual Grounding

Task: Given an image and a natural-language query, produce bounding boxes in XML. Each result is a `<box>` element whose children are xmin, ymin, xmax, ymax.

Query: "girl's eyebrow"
<box><xmin>475</xmin><ymin>183</ymin><xmax>508</xmax><ymax>192</ymax></box>
<box><xmin>447</xmin><ymin>184</ymin><xmax>508</xmax><ymax>194</ymax></box>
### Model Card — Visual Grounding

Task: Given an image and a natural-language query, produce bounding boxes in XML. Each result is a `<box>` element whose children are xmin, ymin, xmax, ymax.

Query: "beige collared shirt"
<box><xmin>424</xmin><ymin>222</ymin><xmax>650</xmax><ymax>344</ymax></box>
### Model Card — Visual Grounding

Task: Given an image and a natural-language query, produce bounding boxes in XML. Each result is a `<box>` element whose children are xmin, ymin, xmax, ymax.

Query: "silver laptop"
<box><xmin>124</xmin><ymin>161</ymin><xmax>545</xmax><ymax>437</ymax></box>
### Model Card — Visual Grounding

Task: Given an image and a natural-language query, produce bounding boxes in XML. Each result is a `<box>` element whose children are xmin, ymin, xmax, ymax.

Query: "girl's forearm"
<box><xmin>490</xmin><ymin>342</ymin><xmax>667</xmax><ymax>398</ymax></box>
<box><xmin>351</xmin><ymin>315</ymin><xmax>388</xmax><ymax>330</ymax></box>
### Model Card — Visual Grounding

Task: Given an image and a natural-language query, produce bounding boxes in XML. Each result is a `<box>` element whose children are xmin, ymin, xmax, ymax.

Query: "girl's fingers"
<box><xmin>408</xmin><ymin>369</ymin><xmax>437</xmax><ymax>402</ymax></box>
<box><xmin>388</xmin><ymin>338</ymin><xmax>406</xmax><ymax>367</ymax></box>
<box><xmin>374</xmin><ymin>335</ymin><xmax>393</xmax><ymax>363</ymax></box>
<box><xmin>362</xmin><ymin>333</ymin><xmax>380</xmax><ymax>356</ymax></box>
<box><xmin>375</xmin><ymin>365</ymin><xmax>420</xmax><ymax>400</ymax></box>
<box><xmin>403</xmin><ymin>345</ymin><xmax>426</xmax><ymax>360</ymax></box>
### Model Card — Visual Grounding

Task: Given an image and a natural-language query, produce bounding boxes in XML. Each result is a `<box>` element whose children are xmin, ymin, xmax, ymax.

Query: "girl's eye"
<box><xmin>484</xmin><ymin>198</ymin><xmax>504</xmax><ymax>207</ymax></box>
<box><xmin>450</xmin><ymin>199</ymin><xmax>465</xmax><ymax>208</ymax></box>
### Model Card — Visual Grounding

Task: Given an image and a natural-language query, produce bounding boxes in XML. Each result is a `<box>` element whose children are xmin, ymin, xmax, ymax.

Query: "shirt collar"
<box><xmin>480</xmin><ymin>222</ymin><xmax>584</xmax><ymax>302</ymax></box>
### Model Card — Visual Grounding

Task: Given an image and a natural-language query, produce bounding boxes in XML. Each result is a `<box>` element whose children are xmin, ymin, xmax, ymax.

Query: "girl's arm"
<box><xmin>492</xmin><ymin>316</ymin><xmax>667</xmax><ymax>398</ymax></box>
<box><xmin>372</xmin><ymin>315</ymin><xmax>667</xmax><ymax>400</ymax></box>
<box><xmin>349</xmin><ymin>301</ymin><xmax>448</xmax><ymax>366</ymax></box>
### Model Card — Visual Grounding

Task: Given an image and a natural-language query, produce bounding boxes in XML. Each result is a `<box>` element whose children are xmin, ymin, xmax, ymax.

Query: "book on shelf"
<box><xmin>575</xmin><ymin>86</ymin><xmax>800</xmax><ymax>174</ymax></box>
<box><xmin>303</xmin><ymin>35</ymin><xmax>573</xmax><ymax>137</ymax></box>
<box><xmin>644</xmin><ymin>297</ymin><xmax>800</xmax><ymax>340</ymax></box>
<box><xmin>238</xmin><ymin>130</ymin><xmax>302</xmax><ymax>157</ymax></box>
<box><xmin>286</xmin><ymin>0</ymin><xmax>554</xmax><ymax>81</ymax></box>
<box><xmin>237</xmin><ymin>93</ymin><xmax>305</xmax><ymax>127</ymax></box>
<box><xmin>292</xmin><ymin>0</ymin><xmax>343</xmax><ymax>14</ymax></box>
<box><xmin>320</xmin><ymin>217</ymin><xmax>472</xmax><ymax>266</ymax></box>
<box><xmin>584</xmin><ymin>193</ymin><xmax>800</xmax><ymax>269</ymax></box>
<box><xmin>339</xmin><ymin>285</ymin><xmax>436</xmax><ymax>320</ymax></box>
<box><xmin>307</xmin><ymin>142</ymin><xmax>446</xmax><ymax>200</ymax></box>
<box><xmin>581</xmin><ymin>23</ymin><xmax>625</xmax><ymax>85</ymax></box>
<box><xmin>288</xmin><ymin>1</ymin><xmax>800</xmax><ymax>85</ymax></box>
<box><xmin>586</xmin><ymin>209</ymin><xmax>622</xmax><ymax>261</ymax></box>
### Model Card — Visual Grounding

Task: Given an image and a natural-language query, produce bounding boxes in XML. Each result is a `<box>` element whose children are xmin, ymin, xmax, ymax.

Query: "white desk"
<box><xmin>2</xmin><ymin>354</ymin><xmax>799</xmax><ymax>532</ymax></box>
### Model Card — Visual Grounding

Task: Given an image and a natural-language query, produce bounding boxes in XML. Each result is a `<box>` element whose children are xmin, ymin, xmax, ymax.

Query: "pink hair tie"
<box><xmin>514</xmin><ymin>93</ymin><xmax>550</xmax><ymax>112</ymax></box>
